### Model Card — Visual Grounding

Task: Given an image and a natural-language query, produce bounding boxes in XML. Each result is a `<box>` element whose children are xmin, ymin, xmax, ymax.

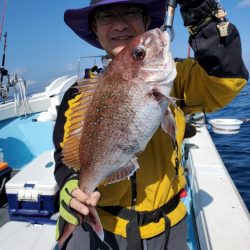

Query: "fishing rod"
<box><xmin>1</xmin><ymin>32</ymin><xmax>8</xmax><ymax>80</ymax></box>
<box><xmin>0</xmin><ymin>32</ymin><xmax>9</xmax><ymax>92</ymax></box>
<box><xmin>0</xmin><ymin>0</ymin><xmax>7</xmax><ymax>43</ymax></box>
<box><xmin>0</xmin><ymin>0</ymin><xmax>9</xmax><ymax>100</ymax></box>
<box><xmin>162</xmin><ymin>0</ymin><xmax>177</xmax><ymax>41</ymax></box>
<box><xmin>0</xmin><ymin>32</ymin><xmax>9</xmax><ymax>101</ymax></box>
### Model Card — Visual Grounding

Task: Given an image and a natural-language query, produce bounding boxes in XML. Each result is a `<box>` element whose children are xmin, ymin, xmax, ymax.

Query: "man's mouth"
<box><xmin>112</xmin><ymin>36</ymin><xmax>133</xmax><ymax>41</ymax></box>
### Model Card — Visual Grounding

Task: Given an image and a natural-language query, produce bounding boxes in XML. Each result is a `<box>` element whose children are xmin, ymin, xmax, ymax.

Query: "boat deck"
<box><xmin>184</xmin><ymin>125</ymin><xmax>250</xmax><ymax>249</ymax></box>
<box><xmin>0</xmin><ymin>113</ymin><xmax>54</xmax><ymax>170</ymax></box>
<box><xmin>1</xmin><ymin>114</ymin><xmax>250</xmax><ymax>249</ymax></box>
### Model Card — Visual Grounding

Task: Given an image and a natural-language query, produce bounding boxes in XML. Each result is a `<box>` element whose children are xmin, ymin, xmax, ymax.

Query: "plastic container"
<box><xmin>209</xmin><ymin>119</ymin><xmax>243</xmax><ymax>134</ymax></box>
<box><xmin>5</xmin><ymin>151</ymin><xmax>59</xmax><ymax>224</ymax></box>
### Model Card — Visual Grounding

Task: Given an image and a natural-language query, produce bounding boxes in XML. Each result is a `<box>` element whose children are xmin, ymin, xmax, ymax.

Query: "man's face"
<box><xmin>92</xmin><ymin>4</ymin><xmax>150</xmax><ymax>58</ymax></box>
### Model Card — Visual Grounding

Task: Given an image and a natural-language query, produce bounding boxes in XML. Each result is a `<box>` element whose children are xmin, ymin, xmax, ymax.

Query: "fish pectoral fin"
<box><xmin>85</xmin><ymin>206</ymin><xmax>104</xmax><ymax>241</ymax></box>
<box><xmin>161</xmin><ymin>106</ymin><xmax>176</xmax><ymax>140</ymax></box>
<box><xmin>104</xmin><ymin>158</ymin><xmax>139</xmax><ymax>185</ymax></box>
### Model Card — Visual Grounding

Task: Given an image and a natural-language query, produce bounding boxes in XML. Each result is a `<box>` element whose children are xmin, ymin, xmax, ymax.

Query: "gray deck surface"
<box><xmin>0</xmin><ymin>170</ymin><xmax>19</xmax><ymax>227</ymax></box>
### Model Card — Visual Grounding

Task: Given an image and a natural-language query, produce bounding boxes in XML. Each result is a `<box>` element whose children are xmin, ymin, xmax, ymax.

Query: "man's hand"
<box><xmin>56</xmin><ymin>179</ymin><xmax>101</xmax><ymax>240</ymax></box>
<box><xmin>176</xmin><ymin>0</ymin><xmax>218</xmax><ymax>27</ymax></box>
<box><xmin>70</xmin><ymin>188</ymin><xmax>101</xmax><ymax>215</ymax></box>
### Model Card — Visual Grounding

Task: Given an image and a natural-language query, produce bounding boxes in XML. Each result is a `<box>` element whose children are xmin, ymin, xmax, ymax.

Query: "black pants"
<box><xmin>56</xmin><ymin>218</ymin><xmax>188</xmax><ymax>250</ymax></box>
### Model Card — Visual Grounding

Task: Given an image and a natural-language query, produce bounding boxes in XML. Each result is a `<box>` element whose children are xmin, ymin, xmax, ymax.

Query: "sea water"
<box><xmin>208</xmin><ymin>82</ymin><xmax>250</xmax><ymax>212</ymax></box>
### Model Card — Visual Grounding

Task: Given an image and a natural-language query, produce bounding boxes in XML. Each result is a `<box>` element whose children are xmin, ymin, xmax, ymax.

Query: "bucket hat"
<box><xmin>64</xmin><ymin>0</ymin><xmax>166</xmax><ymax>49</ymax></box>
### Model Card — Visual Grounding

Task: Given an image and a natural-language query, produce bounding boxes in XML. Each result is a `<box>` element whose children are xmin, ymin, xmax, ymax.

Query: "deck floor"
<box><xmin>0</xmin><ymin>170</ymin><xmax>19</xmax><ymax>227</ymax></box>
<box><xmin>0</xmin><ymin>205</ymin><xmax>9</xmax><ymax>227</ymax></box>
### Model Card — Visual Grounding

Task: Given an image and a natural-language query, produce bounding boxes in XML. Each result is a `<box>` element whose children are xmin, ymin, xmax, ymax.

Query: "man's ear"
<box><xmin>144</xmin><ymin>16</ymin><xmax>151</xmax><ymax>30</ymax></box>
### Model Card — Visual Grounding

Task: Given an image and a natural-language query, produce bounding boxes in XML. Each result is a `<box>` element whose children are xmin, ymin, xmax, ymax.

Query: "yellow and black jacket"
<box><xmin>53</xmin><ymin>21</ymin><xmax>248</xmax><ymax>239</ymax></box>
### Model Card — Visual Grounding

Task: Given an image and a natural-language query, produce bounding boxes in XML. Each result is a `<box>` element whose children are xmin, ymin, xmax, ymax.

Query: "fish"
<box><xmin>58</xmin><ymin>28</ymin><xmax>177</xmax><ymax>246</ymax></box>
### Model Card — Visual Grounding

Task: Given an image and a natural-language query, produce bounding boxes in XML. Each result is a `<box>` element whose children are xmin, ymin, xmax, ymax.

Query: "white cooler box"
<box><xmin>5</xmin><ymin>151</ymin><xmax>59</xmax><ymax>224</ymax></box>
<box><xmin>0</xmin><ymin>221</ymin><xmax>57</xmax><ymax>250</ymax></box>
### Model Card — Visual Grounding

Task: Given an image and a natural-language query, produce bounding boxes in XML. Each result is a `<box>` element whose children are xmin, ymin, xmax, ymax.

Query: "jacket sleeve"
<box><xmin>173</xmin><ymin>20</ymin><xmax>249</xmax><ymax>114</ymax></box>
<box><xmin>53</xmin><ymin>84</ymin><xmax>79</xmax><ymax>189</ymax></box>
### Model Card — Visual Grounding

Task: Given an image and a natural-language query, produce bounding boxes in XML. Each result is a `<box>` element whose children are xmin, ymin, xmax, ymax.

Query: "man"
<box><xmin>53</xmin><ymin>0</ymin><xmax>249</xmax><ymax>249</ymax></box>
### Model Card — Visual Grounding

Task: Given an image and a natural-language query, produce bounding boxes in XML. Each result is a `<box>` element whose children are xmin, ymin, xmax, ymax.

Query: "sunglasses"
<box><xmin>95</xmin><ymin>7</ymin><xmax>144</xmax><ymax>25</ymax></box>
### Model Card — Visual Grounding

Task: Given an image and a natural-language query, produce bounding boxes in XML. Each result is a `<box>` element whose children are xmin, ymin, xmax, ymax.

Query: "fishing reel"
<box><xmin>0</xmin><ymin>67</ymin><xmax>10</xmax><ymax>101</ymax></box>
<box><xmin>0</xmin><ymin>71</ymin><xmax>26</xmax><ymax>102</ymax></box>
<box><xmin>161</xmin><ymin>0</ymin><xmax>177</xmax><ymax>41</ymax></box>
<box><xmin>0</xmin><ymin>85</ymin><xmax>9</xmax><ymax>100</ymax></box>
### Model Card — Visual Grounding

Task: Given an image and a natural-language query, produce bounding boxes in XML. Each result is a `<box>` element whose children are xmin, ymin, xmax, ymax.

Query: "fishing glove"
<box><xmin>56</xmin><ymin>178</ymin><xmax>80</xmax><ymax>241</ymax></box>
<box><xmin>177</xmin><ymin>0</ymin><xmax>217</xmax><ymax>27</ymax></box>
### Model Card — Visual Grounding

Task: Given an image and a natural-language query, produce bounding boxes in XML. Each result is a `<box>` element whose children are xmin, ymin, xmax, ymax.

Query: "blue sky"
<box><xmin>1</xmin><ymin>0</ymin><xmax>250</xmax><ymax>95</ymax></box>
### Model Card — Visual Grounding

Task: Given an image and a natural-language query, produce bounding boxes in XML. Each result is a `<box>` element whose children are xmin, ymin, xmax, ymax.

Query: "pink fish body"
<box><xmin>59</xmin><ymin>28</ymin><xmax>177</xmax><ymax>246</ymax></box>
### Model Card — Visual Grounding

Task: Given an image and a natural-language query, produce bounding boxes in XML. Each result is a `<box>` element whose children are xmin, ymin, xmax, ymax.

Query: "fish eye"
<box><xmin>133</xmin><ymin>46</ymin><xmax>146</xmax><ymax>60</ymax></box>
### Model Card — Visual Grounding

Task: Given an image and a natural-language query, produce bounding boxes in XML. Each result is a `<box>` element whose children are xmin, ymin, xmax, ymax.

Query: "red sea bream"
<box><xmin>58</xmin><ymin>28</ymin><xmax>177</xmax><ymax>246</ymax></box>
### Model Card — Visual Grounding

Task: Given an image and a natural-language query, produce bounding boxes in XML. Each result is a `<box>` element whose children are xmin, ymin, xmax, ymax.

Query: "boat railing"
<box><xmin>0</xmin><ymin>73</ymin><xmax>30</xmax><ymax>117</ymax></box>
<box><xmin>77</xmin><ymin>55</ymin><xmax>104</xmax><ymax>80</ymax></box>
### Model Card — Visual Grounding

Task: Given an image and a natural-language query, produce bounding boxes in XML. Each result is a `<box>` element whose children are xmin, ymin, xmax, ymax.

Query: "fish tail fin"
<box><xmin>86</xmin><ymin>206</ymin><xmax>104</xmax><ymax>241</ymax></box>
<box><xmin>58</xmin><ymin>212</ymin><xmax>84</xmax><ymax>247</ymax></box>
<box><xmin>57</xmin><ymin>208</ymin><xmax>103</xmax><ymax>246</ymax></box>
<box><xmin>58</xmin><ymin>222</ymin><xmax>78</xmax><ymax>247</ymax></box>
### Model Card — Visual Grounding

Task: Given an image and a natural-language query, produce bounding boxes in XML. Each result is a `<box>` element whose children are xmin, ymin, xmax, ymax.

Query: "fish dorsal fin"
<box><xmin>102</xmin><ymin>158</ymin><xmax>139</xmax><ymax>185</ymax></box>
<box><xmin>61</xmin><ymin>78</ymin><xmax>99</xmax><ymax>171</ymax></box>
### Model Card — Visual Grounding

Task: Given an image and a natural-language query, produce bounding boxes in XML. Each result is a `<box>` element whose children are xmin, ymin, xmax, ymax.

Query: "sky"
<box><xmin>1</xmin><ymin>0</ymin><xmax>250</xmax><ymax>95</ymax></box>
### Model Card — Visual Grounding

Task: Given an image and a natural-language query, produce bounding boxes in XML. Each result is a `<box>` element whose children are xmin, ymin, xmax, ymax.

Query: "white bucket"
<box><xmin>209</xmin><ymin>118</ymin><xmax>243</xmax><ymax>134</ymax></box>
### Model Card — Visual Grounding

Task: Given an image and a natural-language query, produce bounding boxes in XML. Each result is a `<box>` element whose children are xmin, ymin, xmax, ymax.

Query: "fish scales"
<box><xmin>59</xmin><ymin>28</ymin><xmax>177</xmax><ymax>246</ymax></box>
<box><xmin>78</xmin><ymin>84</ymin><xmax>137</xmax><ymax>191</ymax></box>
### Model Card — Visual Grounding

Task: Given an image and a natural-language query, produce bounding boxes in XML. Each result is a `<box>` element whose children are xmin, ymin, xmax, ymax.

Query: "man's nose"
<box><xmin>112</xmin><ymin>14</ymin><xmax>129</xmax><ymax>30</ymax></box>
